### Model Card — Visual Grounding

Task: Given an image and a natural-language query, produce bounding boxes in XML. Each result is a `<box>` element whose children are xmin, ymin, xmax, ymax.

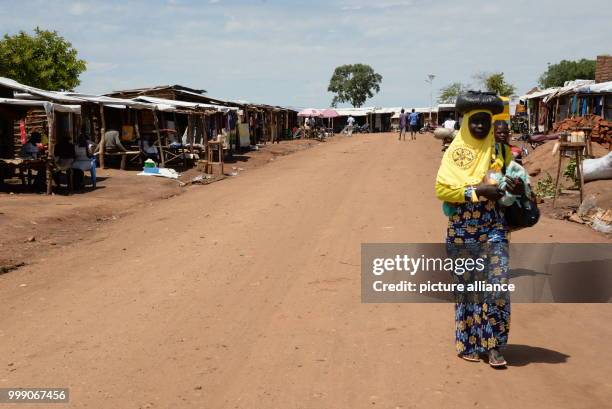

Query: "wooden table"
<box><xmin>161</xmin><ymin>145</ymin><xmax>188</xmax><ymax>168</ymax></box>
<box><xmin>98</xmin><ymin>150</ymin><xmax>141</xmax><ymax>170</ymax></box>
<box><xmin>0</xmin><ymin>158</ymin><xmax>47</xmax><ymax>186</ymax></box>
<box><xmin>570</xmin><ymin>126</ymin><xmax>593</xmax><ymax>157</ymax></box>
<box><xmin>552</xmin><ymin>142</ymin><xmax>586</xmax><ymax>208</ymax></box>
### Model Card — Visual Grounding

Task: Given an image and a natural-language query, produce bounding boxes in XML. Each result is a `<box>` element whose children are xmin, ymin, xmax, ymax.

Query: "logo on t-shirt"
<box><xmin>451</xmin><ymin>146</ymin><xmax>476</xmax><ymax>169</ymax></box>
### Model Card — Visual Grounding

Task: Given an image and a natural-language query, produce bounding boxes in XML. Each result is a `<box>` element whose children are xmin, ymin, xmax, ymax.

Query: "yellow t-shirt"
<box><xmin>435</xmin><ymin>144</ymin><xmax>513</xmax><ymax>203</ymax></box>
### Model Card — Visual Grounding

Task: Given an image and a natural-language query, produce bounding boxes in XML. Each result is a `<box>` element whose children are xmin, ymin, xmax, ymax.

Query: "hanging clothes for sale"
<box><xmin>571</xmin><ymin>95</ymin><xmax>578</xmax><ymax>116</ymax></box>
<box><xmin>594</xmin><ymin>96</ymin><xmax>602</xmax><ymax>116</ymax></box>
<box><xmin>19</xmin><ymin>119</ymin><xmax>26</xmax><ymax>144</ymax></box>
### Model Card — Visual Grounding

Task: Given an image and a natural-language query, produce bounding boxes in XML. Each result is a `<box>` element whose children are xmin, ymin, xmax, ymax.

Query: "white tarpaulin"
<box><xmin>133</xmin><ymin>95</ymin><xmax>234</xmax><ymax>112</ymax></box>
<box><xmin>520</xmin><ymin>87</ymin><xmax>560</xmax><ymax>100</ymax></box>
<box><xmin>0</xmin><ymin>77</ymin><xmax>83</xmax><ymax>103</ymax></box>
<box><xmin>0</xmin><ymin>98</ymin><xmax>81</xmax><ymax>115</ymax></box>
<box><xmin>334</xmin><ymin>107</ymin><xmax>373</xmax><ymax>117</ymax></box>
<box><xmin>575</xmin><ymin>81</ymin><xmax>612</xmax><ymax>94</ymax></box>
<box><xmin>61</xmin><ymin>93</ymin><xmax>156</xmax><ymax>109</ymax></box>
<box><xmin>543</xmin><ymin>80</ymin><xmax>596</xmax><ymax>102</ymax></box>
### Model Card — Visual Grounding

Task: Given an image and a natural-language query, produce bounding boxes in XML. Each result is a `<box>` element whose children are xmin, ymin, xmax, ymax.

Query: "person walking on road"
<box><xmin>408</xmin><ymin>109</ymin><xmax>419</xmax><ymax>140</ymax></box>
<box><xmin>435</xmin><ymin>91</ymin><xmax>530</xmax><ymax>368</ymax></box>
<box><xmin>398</xmin><ymin>109</ymin><xmax>407</xmax><ymax>141</ymax></box>
<box><xmin>346</xmin><ymin>115</ymin><xmax>355</xmax><ymax>137</ymax></box>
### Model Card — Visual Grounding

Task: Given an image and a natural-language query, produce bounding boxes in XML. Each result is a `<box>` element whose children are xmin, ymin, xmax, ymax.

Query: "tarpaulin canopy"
<box><xmin>0</xmin><ymin>77</ymin><xmax>83</xmax><ymax>104</ymax></box>
<box><xmin>0</xmin><ymin>98</ymin><xmax>81</xmax><ymax>115</ymax></box>
<box><xmin>334</xmin><ymin>108</ymin><xmax>372</xmax><ymax>117</ymax></box>
<box><xmin>543</xmin><ymin>80</ymin><xmax>596</xmax><ymax>102</ymax></box>
<box><xmin>574</xmin><ymin>80</ymin><xmax>612</xmax><ymax>94</ymax></box>
<box><xmin>61</xmin><ymin>92</ymin><xmax>156</xmax><ymax>110</ymax></box>
<box><xmin>520</xmin><ymin>87</ymin><xmax>560</xmax><ymax>100</ymax></box>
<box><xmin>132</xmin><ymin>95</ymin><xmax>234</xmax><ymax>113</ymax></box>
<box><xmin>320</xmin><ymin>108</ymin><xmax>339</xmax><ymax>118</ymax></box>
<box><xmin>298</xmin><ymin>108</ymin><xmax>322</xmax><ymax>117</ymax></box>
<box><xmin>372</xmin><ymin>107</ymin><xmax>401</xmax><ymax>114</ymax></box>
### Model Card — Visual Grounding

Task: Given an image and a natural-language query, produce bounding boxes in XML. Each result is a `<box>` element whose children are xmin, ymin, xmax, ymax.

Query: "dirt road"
<box><xmin>1</xmin><ymin>133</ymin><xmax>610</xmax><ymax>409</ymax></box>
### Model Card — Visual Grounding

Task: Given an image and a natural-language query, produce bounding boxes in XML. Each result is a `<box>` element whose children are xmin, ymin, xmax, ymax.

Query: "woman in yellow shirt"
<box><xmin>435</xmin><ymin>91</ymin><xmax>524</xmax><ymax>368</ymax></box>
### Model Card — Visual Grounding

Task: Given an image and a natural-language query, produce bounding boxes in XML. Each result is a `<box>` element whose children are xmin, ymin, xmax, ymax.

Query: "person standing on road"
<box><xmin>408</xmin><ymin>109</ymin><xmax>419</xmax><ymax>140</ymax></box>
<box><xmin>435</xmin><ymin>91</ymin><xmax>528</xmax><ymax>368</ymax></box>
<box><xmin>346</xmin><ymin>115</ymin><xmax>356</xmax><ymax>137</ymax></box>
<box><xmin>398</xmin><ymin>109</ymin><xmax>407</xmax><ymax>141</ymax></box>
<box><xmin>304</xmin><ymin>116</ymin><xmax>315</xmax><ymax>139</ymax></box>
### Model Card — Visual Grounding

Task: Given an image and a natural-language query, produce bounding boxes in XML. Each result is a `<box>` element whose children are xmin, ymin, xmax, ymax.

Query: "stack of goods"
<box><xmin>553</xmin><ymin>115</ymin><xmax>612</xmax><ymax>143</ymax></box>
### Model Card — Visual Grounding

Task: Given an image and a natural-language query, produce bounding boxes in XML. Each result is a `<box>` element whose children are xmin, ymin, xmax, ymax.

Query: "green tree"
<box><xmin>483</xmin><ymin>72</ymin><xmax>515</xmax><ymax>96</ymax></box>
<box><xmin>438</xmin><ymin>82</ymin><xmax>466</xmax><ymax>103</ymax></box>
<box><xmin>0</xmin><ymin>27</ymin><xmax>86</xmax><ymax>91</ymax></box>
<box><xmin>327</xmin><ymin>64</ymin><xmax>382</xmax><ymax>107</ymax></box>
<box><xmin>538</xmin><ymin>59</ymin><xmax>596</xmax><ymax>88</ymax></box>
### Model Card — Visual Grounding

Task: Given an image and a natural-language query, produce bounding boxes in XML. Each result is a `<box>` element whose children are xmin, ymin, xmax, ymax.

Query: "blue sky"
<box><xmin>1</xmin><ymin>0</ymin><xmax>611</xmax><ymax>108</ymax></box>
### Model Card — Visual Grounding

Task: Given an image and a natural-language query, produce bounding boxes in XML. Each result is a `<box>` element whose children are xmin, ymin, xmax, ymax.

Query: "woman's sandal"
<box><xmin>459</xmin><ymin>353</ymin><xmax>480</xmax><ymax>362</ymax></box>
<box><xmin>488</xmin><ymin>349</ymin><xmax>507</xmax><ymax>368</ymax></box>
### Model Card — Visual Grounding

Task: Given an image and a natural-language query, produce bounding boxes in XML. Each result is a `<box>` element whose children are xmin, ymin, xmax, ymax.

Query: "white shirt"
<box><xmin>347</xmin><ymin>116</ymin><xmax>355</xmax><ymax>126</ymax></box>
<box><xmin>143</xmin><ymin>140</ymin><xmax>158</xmax><ymax>154</ymax></box>
<box><xmin>443</xmin><ymin>119</ymin><xmax>456</xmax><ymax>130</ymax></box>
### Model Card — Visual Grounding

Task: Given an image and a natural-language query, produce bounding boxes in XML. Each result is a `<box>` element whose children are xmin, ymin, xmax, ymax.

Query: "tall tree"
<box><xmin>483</xmin><ymin>72</ymin><xmax>515</xmax><ymax>96</ymax></box>
<box><xmin>0</xmin><ymin>27</ymin><xmax>86</xmax><ymax>91</ymax></box>
<box><xmin>538</xmin><ymin>59</ymin><xmax>596</xmax><ymax>88</ymax></box>
<box><xmin>327</xmin><ymin>64</ymin><xmax>382</xmax><ymax>108</ymax></box>
<box><xmin>438</xmin><ymin>82</ymin><xmax>466</xmax><ymax>103</ymax></box>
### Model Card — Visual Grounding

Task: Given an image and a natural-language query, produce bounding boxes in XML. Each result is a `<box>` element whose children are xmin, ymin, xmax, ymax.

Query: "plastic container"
<box><xmin>143</xmin><ymin>167</ymin><xmax>160</xmax><ymax>174</ymax></box>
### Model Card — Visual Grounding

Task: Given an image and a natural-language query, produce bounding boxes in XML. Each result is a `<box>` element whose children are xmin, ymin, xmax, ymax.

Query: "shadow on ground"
<box><xmin>504</xmin><ymin>344</ymin><xmax>569</xmax><ymax>367</ymax></box>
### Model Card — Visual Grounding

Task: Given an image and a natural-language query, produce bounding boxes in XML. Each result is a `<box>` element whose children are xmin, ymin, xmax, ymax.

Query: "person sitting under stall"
<box><xmin>71</xmin><ymin>135</ymin><xmax>94</xmax><ymax>190</ymax></box>
<box><xmin>141</xmin><ymin>134</ymin><xmax>160</xmax><ymax>163</ymax></box>
<box><xmin>21</xmin><ymin>131</ymin><xmax>43</xmax><ymax>159</ymax></box>
<box><xmin>53</xmin><ymin>136</ymin><xmax>75</xmax><ymax>188</ymax></box>
<box><xmin>19</xmin><ymin>131</ymin><xmax>47</xmax><ymax>190</ymax></box>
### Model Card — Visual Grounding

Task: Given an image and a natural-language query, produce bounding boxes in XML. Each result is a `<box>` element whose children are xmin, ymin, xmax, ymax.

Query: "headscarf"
<box><xmin>435</xmin><ymin>109</ymin><xmax>495</xmax><ymax>190</ymax></box>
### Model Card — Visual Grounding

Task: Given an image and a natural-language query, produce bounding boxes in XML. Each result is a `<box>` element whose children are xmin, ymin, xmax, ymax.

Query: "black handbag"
<box><xmin>504</xmin><ymin>192</ymin><xmax>540</xmax><ymax>228</ymax></box>
<box><xmin>501</xmin><ymin>146</ymin><xmax>540</xmax><ymax>229</ymax></box>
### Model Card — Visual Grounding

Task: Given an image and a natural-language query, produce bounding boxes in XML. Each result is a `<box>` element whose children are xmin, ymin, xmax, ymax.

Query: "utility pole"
<box><xmin>426</xmin><ymin>74</ymin><xmax>436</xmax><ymax>123</ymax></box>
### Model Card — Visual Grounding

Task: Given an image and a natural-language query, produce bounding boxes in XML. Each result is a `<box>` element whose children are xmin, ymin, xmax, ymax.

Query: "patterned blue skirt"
<box><xmin>446</xmin><ymin>200</ymin><xmax>511</xmax><ymax>355</ymax></box>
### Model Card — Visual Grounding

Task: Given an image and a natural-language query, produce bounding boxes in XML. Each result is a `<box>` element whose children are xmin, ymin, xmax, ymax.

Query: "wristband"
<box><xmin>464</xmin><ymin>186</ymin><xmax>479</xmax><ymax>203</ymax></box>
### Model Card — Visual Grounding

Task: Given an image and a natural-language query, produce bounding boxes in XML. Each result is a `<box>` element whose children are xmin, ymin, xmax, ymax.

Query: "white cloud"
<box><xmin>1</xmin><ymin>0</ymin><xmax>611</xmax><ymax>107</ymax></box>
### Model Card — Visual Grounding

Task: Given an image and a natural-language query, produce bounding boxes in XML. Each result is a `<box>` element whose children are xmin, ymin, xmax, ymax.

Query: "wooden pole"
<box><xmin>99</xmin><ymin>104</ymin><xmax>107</xmax><ymax>168</ymax></box>
<box><xmin>188</xmin><ymin>114</ymin><xmax>194</xmax><ymax>154</ymax></box>
<box><xmin>134</xmin><ymin>110</ymin><xmax>142</xmax><ymax>165</ymax></box>
<box><xmin>172</xmin><ymin>111</ymin><xmax>179</xmax><ymax>143</ymax></box>
<box><xmin>153</xmin><ymin>109</ymin><xmax>165</xmax><ymax>167</ymax></box>
<box><xmin>134</xmin><ymin>110</ymin><xmax>141</xmax><ymax>140</ymax></box>
<box><xmin>68</xmin><ymin>112</ymin><xmax>74</xmax><ymax>142</ymax></box>
<box><xmin>201</xmin><ymin>114</ymin><xmax>208</xmax><ymax>170</ymax></box>
<box><xmin>46</xmin><ymin>111</ymin><xmax>55</xmax><ymax>195</ymax></box>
